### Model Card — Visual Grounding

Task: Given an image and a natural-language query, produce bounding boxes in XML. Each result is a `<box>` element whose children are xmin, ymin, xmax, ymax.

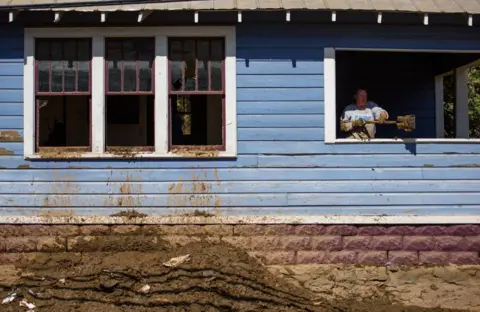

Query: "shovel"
<box><xmin>366</xmin><ymin>115</ymin><xmax>416</xmax><ymax>132</ymax></box>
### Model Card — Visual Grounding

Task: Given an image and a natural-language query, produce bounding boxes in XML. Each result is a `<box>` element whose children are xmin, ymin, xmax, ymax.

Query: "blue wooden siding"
<box><xmin>0</xmin><ymin>23</ymin><xmax>480</xmax><ymax>216</ymax></box>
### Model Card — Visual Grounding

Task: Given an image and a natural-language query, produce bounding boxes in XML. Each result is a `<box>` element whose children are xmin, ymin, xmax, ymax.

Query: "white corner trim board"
<box><xmin>1</xmin><ymin>215</ymin><xmax>480</xmax><ymax>225</ymax></box>
<box><xmin>23</xmin><ymin>27</ymin><xmax>237</xmax><ymax>159</ymax></box>
<box><xmin>323</xmin><ymin>47</ymin><xmax>480</xmax><ymax>144</ymax></box>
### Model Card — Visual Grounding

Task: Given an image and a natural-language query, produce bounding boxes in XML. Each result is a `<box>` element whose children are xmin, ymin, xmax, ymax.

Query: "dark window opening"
<box><xmin>105</xmin><ymin>95</ymin><xmax>154</xmax><ymax>149</ymax></box>
<box><xmin>36</xmin><ymin>96</ymin><xmax>90</xmax><ymax>150</ymax></box>
<box><xmin>168</xmin><ymin>37</ymin><xmax>225</xmax><ymax>150</ymax></box>
<box><xmin>170</xmin><ymin>94</ymin><xmax>223</xmax><ymax>147</ymax></box>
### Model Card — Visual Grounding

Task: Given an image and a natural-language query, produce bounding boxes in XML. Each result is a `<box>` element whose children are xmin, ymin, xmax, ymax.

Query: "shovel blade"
<box><xmin>396</xmin><ymin>115</ymin><xmax>415</xmax><ymax>132</ymax></box>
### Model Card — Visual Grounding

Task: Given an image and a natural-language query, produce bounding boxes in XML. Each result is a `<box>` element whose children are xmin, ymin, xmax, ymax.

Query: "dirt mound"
<box><xmin>0</xmin><ymin>237</ymin><xmax>464</xmax><ymax>312</ymax></box>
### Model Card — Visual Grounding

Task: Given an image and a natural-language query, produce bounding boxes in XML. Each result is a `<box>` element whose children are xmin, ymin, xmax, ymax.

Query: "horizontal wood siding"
<box><xmin>1</xmin><ymin>24</ymin><xmax>480</xmax><ymax>217</ymax></box>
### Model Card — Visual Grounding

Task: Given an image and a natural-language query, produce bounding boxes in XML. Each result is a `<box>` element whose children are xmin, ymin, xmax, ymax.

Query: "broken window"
<box><xmin>105</xmin><ymin>38</ymin><xmax>155</xmax><ymax>151</ymax></box>
<box><xmin>168</xmin><ymin>38</ymin><xmax>225</xmax><ymax>150</ymax></box>
<box><xmin>35</xmin><ymin>38</ymin><xmax>91</xmax><ymax>152</ymax></box>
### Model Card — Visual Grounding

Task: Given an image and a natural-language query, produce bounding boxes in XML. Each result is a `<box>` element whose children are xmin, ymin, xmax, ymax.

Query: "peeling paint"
<box><xmin>67</xmin><ymin>166</ymin><xmax>91</xmax><ymax>169</ymax></box>
<box><xmin>17</xmin><ymin>164</ymin><xmax>31</xmax><ymax>169</ymax></box>
<box><xmin>0</xmin><ymin>148</ymin><xmax>14</xmax><ymax>155</ymax></box>
<box><xmin>0</xmin><ymin>130</ymin><xmax>23</xmax><ymax>142</ymax></box>
<box><xmin>449</xmin><ymin>164</ymin><xmax>480</xmax><ymax>167</ymax></box>
<box><xmin>423</xmin><ymin>164</ymin><xmax>434</xmax><ymax>167</ymax></box>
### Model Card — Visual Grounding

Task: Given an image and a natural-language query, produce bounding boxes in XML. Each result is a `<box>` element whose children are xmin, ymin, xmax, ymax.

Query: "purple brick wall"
<box><xmin>0</xmin><ymin>224</ymin><xmax>479</xmax><ymax>265</ymax></box>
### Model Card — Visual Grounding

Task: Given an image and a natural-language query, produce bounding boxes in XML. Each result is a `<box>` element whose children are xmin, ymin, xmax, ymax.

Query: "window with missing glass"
<box><xmin>24</xmin><ymin>27</ymin><xmax>237</xmax><ymax>159</ymax></box>
<box><xmin>105</xmin><ymin>37</ymin><xmax>155</xmax><ymax>151</ymax></box>
<box><xmin>35</xmin><ymin>38</ymin><xmax>92</xmax><ymax>152</ymax></box>
<box><xmin>168</xmin><ymin>38</ymin><xmax>225</xmax><ymax>150</ymax></box>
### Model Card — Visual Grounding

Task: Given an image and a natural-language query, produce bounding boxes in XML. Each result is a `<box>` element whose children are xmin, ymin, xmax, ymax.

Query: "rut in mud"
<box><xmin>0</xmin><ymin>237</ymin><xmax>464</xmax><ymax>312</ymax></box>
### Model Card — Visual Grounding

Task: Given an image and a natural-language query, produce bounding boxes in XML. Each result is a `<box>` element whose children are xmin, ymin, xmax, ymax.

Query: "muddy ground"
<box><xmin>0</xmin><ymin>237</ymin><xmax>465</xmax><ymax>312</ymax></box>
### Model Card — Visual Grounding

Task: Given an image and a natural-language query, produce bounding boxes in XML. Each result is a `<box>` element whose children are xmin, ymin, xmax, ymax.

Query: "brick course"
<box><xmin>0</xmin><ymin>224</ymin><xmax>479</xmax><ymax>265</ymax></box>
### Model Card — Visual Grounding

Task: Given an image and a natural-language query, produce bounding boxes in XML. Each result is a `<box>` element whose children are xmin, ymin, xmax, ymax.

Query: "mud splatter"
<box><xmin>0</xmin><ymin>130</ymin><xmax>23</xmax><ymax>142</ymax></box>
<box><xmin>0</xmin><ymin>148</ymin><xmax>14</xmax><ymax>155</ymax></box>
<box><xmin>110</xmin><ymin>210</ymin><xmax>148</xmax><ymax>219</ymax></box>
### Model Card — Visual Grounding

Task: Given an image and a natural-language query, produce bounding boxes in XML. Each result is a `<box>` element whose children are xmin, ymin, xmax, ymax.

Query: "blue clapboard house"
<box><xmin>0</xmin><ymin>0</ymin><xmax>479</xmax><ymax>224</ymax></box>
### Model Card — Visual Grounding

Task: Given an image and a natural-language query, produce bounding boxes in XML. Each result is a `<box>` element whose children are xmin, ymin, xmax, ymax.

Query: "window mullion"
<box><xmin>155</xmin><ymin>35</ymin><xmax>168</xmax><ymax>154</ymax></box>
<box><xmin>91</xmin><ymin>35</ymin><xmax>105</xmax><ymax>154</ymax></box>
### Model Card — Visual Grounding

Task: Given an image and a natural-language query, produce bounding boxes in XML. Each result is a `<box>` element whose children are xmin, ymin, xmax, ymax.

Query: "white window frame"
<box><xmin>323</xmin><ymin>47</ymin><xmax>480</xmax><ymax>144</ymax></box>
<box><xmin>23</xmin><ymin>26</ymin><xmax>237</xmax><ymax>159</ymax></box>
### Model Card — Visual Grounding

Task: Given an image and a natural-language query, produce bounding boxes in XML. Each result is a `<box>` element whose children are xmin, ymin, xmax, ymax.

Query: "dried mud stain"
<box><xmin>110</xmin><ymin>209</ymin><xmax>148</xmax><ymax>219</ymax></box>
<box><xmin>167</xmin><ymin>171</ymin><xmax>223</xmax><ymax>211</ymax></box>
<box><xmin>0</xmin><ymin>130</ymin><xmax>23</xmax><ymax>142</ymax></box>
<box><xmin>0</xmin><ymin>148</ymin><xmax>14</xmax><ymax>155</ymax></box>
<box><xmin>0</xmin><ymin>238</ymin><xmax>465</xmax><ymax>312</ymax></box>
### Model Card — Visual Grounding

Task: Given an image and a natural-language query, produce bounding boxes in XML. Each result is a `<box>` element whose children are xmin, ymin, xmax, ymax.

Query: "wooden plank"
<box><xmin>0</xmin><ymin>156</ymin><xmax>258</xmax><ymax>169</ymax></box>
<box><xmin>287</xmin><ymin>193</ymin><xmax>480</xmax><ymax>206</ymax></box>
<box><xmin>2</xmin><ymin>180</ymin><xmax>480</xmax><ymax>194</ymax></box>
<box><xmin>237</xmin><ymin>47</ymin><xmax>323</xmax><ymax>60</ymax></box>
<box><xmin>4</xmin><ymin>193</ymin><xmax>480</xmax><ymax>207</ymax></box>
<box><xmin>0</xmin><ymin>104</ymin><xmax>23</xmax><ymax>116</ymax></box>
<box><xmin>0</xmin><ymin>194</ymin><xmax>289</xmax><ymax>207</ymax></box>
<box><xmin>238</xmin><ymin>115</ymin><xmax>324</xmax><ymax>128</ymax></box>
<box><xmin>236</xmin><ymin>60</ymin><xmax>324</xmax><ymax>75</ymax></box>
<box><xmin>2</xmin><ymin>206</ymin><xmax>480</xmax><ymax>216</ymax></box>
<box><xmin>257</xmin><ymin>155</ymin><xmax>480</xmax><ymax>167</ymax></box>
<box><xmin>0</xmin><ymin>63</ymin><xmax>23</xmax><ymax>76</ymax></box>
<box><xmin>238</xmin><ymin>142</ymin><xmax>480</xmax><ymax>154</ymax></box>
<box><xmin>0</xmin><ymin>76</ymin><xmax>22</xmax><ymax>89</ymax></box>
<box><xmin>0</xmin><ymin>116</ymin><xmax>23</xmax><ymax>129</ymax></box>
<box><xmin>0</xmin><ymin>168</ymin><xmax>439</xmax><ymax>182</ymax></box>
<box><xmin>1</xmin><ymin>155</ymin><xmax>479</xmax><ymax>169</ymax></box>
<box><xmin>238</xmin><ymin>128</ymin><xmax>323</xmax><ymax>141</ymax></box>
<box><xmin>238</xmin><ymin>88</ymin><xmax>323</xmax><ymax>101</ymax></box>
<box><xmin>237</xmin><ymin>24</ymin><xmax>480</xmax><ymax>45</ymax></box>
<box><xmin>237</xmin><ymin>101</ymin><xmax>323</xmax><ymax>115</ymax></box>
<box><xmin>0</xmin><ymin>90</ymin><xmax>23</xmax><ymax>103</ymax></box>
<box><xmin>237</xmin><ymin>75</ymin><xmax>324</xmax><ymax>88</ymax></box>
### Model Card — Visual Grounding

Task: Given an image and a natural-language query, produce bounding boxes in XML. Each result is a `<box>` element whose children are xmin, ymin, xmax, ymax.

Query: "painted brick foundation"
<box><xmin>0</xmin><ymin>224</ymin><xmax>479</xmax><ymax>265</ymax></box>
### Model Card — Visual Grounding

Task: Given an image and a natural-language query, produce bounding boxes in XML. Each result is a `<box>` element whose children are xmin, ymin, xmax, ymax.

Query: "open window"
<box><xmin>105</xmin><ymin>37</ymin><xmax>155</xmax><ymax>152</ymax></box>
<box><xmin>324</xmin><ymin>47</ymin><xmax>480</xmax><ymax>143</ymax></box>
<box><xmin>168</xmin><ymin>38</ymin><xmax>225</xmax><ymax>151</ymax></box>
<box><xmin>35</xmin><ymin>38</ymin><xmax>91</xmax><ymax>153</ymax></box>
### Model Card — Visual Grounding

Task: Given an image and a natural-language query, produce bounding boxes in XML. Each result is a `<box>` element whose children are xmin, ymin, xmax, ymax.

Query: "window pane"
<box><xmin>35</xmin><ymin>39</ymin><xmax>91</xmax><ymax>94</ymax></box>
<box><xmin>138</xmin><ymin>42</ymin><xmax>153</xmax><ymax>92</ymax></box>
<box><xmin>123</xmin><ymin>40</ymin><xmax>137</xmax><ymax>92</ymax></box>
<box><xmin>170</xmin><ymin>40</ymin><xmax>183</xmax><ymax>91</ymax></box>
<box><xmin>107</xmin><ymin>41</ymin><xmax>122</xmax><ymax>92</ymax></box>
<box><xmin>183</xmin><ymin>40</ymin><xmax>196</xmax><ymax>91</ymax></box>
<box><xmin>78</xmin><ymin>40</ymin><xmax>90</xmax><ymax>92</ymax></box>
<box><xmin>51</xmin><ymin>41</ymin><xmax>63</xmax><ymax>92</ymax></box>
<box><xmin>36</xmin><ymin>41</ymin><xmax>50</xmax><ymax>93</ymax></box>
<box><xmin>197</xmin><ymin>40</ymin><xmax>209</xmax><ymax>91</ymax></box>
<box><xmin>211</xmin><ymin>40</ymin><xmax>223</xmax><ymax>91</ymax></box>
<box><xmin>64</xmin><ymin>40</ymin><xmax>76</xmax><ymax>92</ymax></box>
